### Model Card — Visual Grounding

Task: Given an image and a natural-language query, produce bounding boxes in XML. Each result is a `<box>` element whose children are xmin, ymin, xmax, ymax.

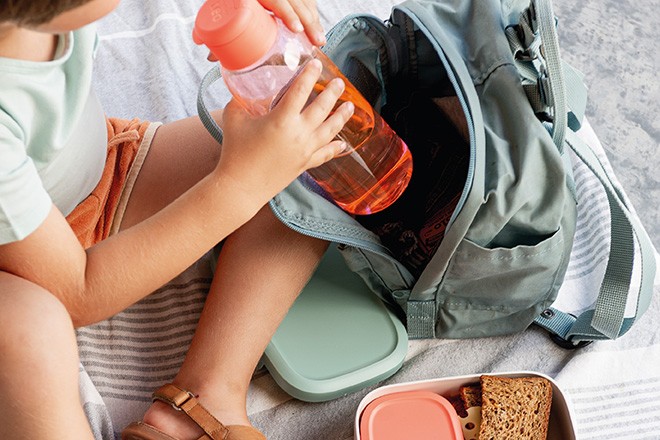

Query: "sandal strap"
<box><xmin>153</xmin><ymin>383</ymin><xmax>229</xmax><ymax>440</ymax></box>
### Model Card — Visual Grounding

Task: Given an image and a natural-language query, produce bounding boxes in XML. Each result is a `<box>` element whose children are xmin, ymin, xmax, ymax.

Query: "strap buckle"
<box><xmin>550</xmin><ymin>333</ymin><xmax>593</xmax><ymax>350</ymax></box>
<box><xmin>165</xmin><ymin>390</ymin><xmax>195</xmax><ymax>412</ymax></box>
<box><xmin>545</xmin><ymin>312</ymin><xmax>593</xmax><ymax>349</ymax></box>
<box><xmin>152</xmin><ymin>384</ymin><xmax>197</xmax><ymax>412</ymax></box>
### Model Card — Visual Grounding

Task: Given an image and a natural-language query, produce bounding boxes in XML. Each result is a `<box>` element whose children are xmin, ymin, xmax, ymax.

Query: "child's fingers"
<box><xmin>288</xmin><ymin>0</ymin><xmax>325</xmax><ymax>45</ymax></box>
<box><xmin>315</xmin><ymin>101</ymin><xmax>355</xmax><ymax>144</ymax></box>
<box><xmin>307</xmin><ymin>140</ymin><xmax>348</xmax><ymax>169</ymax></box>
<box><xmin>257</xmin><ymin>0</ymin><xmax>303</xmax><ymax>32</ymax></box>
<box><xmin>273</xmin><ymin>59</ymin><xmax>322</xmax><ymax>114</ymax></box>
<box><xmin>258</xmin><ymin>0</ymin><xmax>325</xmax><ymax>45</ymax></box>
<box><xmin>302</xmin><ymin>77</ymin><xmax>346</xmax><ymax>124</ymax></box>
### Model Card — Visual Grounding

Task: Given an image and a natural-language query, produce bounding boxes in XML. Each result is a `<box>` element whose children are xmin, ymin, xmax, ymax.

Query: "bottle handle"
<box><xmin>197</xmin><ymin>65</ymin><xmax>225</xmax><ymax>144</ymax></box>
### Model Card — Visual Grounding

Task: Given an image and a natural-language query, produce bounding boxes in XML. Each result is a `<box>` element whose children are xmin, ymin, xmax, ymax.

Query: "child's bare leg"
<box><xmin>143</xmin><ymin>206</ymin><xmax>327</xmax><ymax>437</ymax></box>
<box><xmin>0</xmin><ymin>272</ymin><xmax>94</xmax><ymax>440</ymax></box>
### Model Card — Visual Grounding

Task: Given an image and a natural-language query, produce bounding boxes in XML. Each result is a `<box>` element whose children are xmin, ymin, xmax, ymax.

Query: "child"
<box><xmin>0</xmin><ymin>0</ymin><xmax>354</xmax><ymax>439</ymax></box>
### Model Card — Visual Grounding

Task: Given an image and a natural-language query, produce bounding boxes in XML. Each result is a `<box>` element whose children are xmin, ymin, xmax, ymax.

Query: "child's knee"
<box><xmin>0</xmin><ymin>273</ymin><xmax>76</xmax><ymax>363</ymax></box>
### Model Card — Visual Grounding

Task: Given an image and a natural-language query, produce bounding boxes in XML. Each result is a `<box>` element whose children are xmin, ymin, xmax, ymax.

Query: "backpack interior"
<box><xmin>326</xmin><ymin>17</ymin><xmax>471</xmax><ymax>278</ymax></box>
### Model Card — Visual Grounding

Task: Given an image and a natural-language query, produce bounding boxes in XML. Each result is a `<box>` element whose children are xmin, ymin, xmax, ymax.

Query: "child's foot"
<box><xmin>141</xmin><ymin>400</ymin><xmax>205</xmax><ymax>439</ymax></box>
<box><xmin>123</xmin><ymin>383</ymin><xmax>261</xmax><ymax>440</ymax></box>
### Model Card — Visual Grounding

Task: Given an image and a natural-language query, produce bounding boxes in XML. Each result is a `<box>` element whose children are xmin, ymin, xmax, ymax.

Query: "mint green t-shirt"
<box><xmin>0</xmin><ymin>25</ymin><xmax>107</xmax><ymax>245</ymax></box>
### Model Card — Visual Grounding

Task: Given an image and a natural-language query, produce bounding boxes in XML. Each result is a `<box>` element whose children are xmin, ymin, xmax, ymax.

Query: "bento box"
<box><xmin>355</xmin><ymin>371</ymin><xmax>576</xmax><ymax>440</ymax></box>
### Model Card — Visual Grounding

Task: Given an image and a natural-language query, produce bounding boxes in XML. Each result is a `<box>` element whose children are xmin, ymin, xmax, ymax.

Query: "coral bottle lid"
<box><xmin>193</xmin><ymin>0</ymin><xmax>278</xmax><ymax>70</ymax></box>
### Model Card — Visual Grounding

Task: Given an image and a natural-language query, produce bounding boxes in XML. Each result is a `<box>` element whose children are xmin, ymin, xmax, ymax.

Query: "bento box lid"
<box><xmin>263</xmin><ymin>245</ymin><xmax>408</xmax><ymax>402</ymax></box>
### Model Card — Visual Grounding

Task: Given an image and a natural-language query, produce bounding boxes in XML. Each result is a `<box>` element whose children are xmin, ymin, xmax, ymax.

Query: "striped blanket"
<box><xmin>83</xmin><ymin>1</ymin><xmax>660</xmax><ymax>439</ymax></box>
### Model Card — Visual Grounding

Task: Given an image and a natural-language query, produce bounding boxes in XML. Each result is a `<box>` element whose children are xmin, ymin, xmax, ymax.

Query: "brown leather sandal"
<box><xmin>121</xmin><ymin>383</ymin><xmax>266</xmax><ymax>440</ymax></box>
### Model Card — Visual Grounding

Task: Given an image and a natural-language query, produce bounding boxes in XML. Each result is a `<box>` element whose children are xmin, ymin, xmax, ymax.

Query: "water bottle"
<box><xmin>193</xmin><ymin>0</ymin><xmax>412</xmax><ymax>215</ymax></box>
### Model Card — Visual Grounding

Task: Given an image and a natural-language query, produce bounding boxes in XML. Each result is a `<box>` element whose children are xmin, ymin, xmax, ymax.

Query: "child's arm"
<box><xmin>0</xmin><ymin>60</ymin><xmax>353</xmax><ymax>327</ymax></box>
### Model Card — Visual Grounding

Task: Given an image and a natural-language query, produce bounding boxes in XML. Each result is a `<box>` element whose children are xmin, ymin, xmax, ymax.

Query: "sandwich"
<box><xmin>458</xmin><ymin>375</ymin><xmax>553</xmax><ymax>440</ymax></box>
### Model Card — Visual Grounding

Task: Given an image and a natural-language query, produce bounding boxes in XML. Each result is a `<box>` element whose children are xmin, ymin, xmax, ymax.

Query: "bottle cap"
<box><xmin>193</xmin><ymin>0</ymin><xmax>278</xmax><ymax>70</ymax></box>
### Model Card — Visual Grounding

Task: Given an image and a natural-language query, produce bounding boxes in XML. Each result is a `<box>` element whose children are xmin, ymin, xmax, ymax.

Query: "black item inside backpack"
<box><xmin>359</xmin><ymin>93</ymin><xmax>469</xmax><ymax>279</ymax></box>
<box><xmin>330</xmin><ymin>20</ymin><xmax>470</xmax><ymax>279</ymax></box>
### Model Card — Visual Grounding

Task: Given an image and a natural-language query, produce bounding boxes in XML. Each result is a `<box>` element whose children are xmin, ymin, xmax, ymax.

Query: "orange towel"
<box><xmin>66</xmin><ymin>117</ymin><xmax>152</xmax><ymax>249</ymax></box>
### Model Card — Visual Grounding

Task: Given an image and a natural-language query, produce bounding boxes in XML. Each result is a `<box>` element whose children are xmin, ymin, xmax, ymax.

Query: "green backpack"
<box><xmin>199</xmin><ymin>0</ymin><xmax>656</xmax><ymax>346</ymax></box>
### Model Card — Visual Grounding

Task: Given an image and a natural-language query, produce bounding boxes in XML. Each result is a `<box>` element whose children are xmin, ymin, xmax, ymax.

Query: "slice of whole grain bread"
<box><xmin>478</xmin><ymin>375</ymin><xmax>552</xmax><ymax>440</ymax></box>
<box><xmin>460</xmin><ymin>382</ymin><xmax>482</xmax><ymax>409</ymax></box>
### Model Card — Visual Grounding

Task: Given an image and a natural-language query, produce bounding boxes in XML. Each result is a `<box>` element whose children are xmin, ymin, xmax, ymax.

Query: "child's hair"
<box><xmin>0</xmin><ymin>0</ymin><xmax>93</xmax><ymax>26</ymax></box>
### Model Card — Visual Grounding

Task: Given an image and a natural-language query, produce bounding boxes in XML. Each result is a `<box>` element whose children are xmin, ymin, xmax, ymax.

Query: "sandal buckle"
<box><xmin>152</xmin><ymin>385</ymin><xmax>197</xmax><ymax>412</ymax></box>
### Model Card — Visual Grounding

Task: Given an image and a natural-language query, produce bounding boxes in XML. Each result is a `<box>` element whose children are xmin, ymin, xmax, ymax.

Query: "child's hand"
<box><xmin>257</xmin><ymin>0</ymin><xmax>326</xmax><ymax>46</ymax></box>
<box><xmin>216</xmin><ymin>59</ymin><xmax>354</xmax><ymax>206</ymax></box>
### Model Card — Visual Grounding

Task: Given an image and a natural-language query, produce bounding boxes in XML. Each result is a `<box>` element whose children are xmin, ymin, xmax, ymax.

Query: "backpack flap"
<box><xmin>399</xmin><ymin>0</ymin><xmax>577</xmax><ymax>339</ymax></box>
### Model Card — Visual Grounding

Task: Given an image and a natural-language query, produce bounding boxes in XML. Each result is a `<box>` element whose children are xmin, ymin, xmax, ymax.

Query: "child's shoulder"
<box><xmin>0</xmin><ymin>24</ymin><xmax>99</xmax><ymax>141</ymax></box>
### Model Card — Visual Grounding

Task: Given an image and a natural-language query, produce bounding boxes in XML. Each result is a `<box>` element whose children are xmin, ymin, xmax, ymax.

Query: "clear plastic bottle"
<box><xmin>193</xmin><ymin>0</ymin><xmax>412</xmax><ymax>215</ymax></box>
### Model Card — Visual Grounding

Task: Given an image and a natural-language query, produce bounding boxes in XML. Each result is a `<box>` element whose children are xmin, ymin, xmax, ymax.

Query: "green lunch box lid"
<box><xmin>263</xmin><ymin>244</ymin><xmax>408</xmax><ymax>402</ymax></box>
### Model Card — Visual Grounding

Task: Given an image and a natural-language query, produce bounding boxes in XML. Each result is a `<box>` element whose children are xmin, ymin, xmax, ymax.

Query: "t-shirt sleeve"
<box><xmin>0</xmin><ymin>127</ymin><xmax>52</xmax><ymax>245</ymax></box>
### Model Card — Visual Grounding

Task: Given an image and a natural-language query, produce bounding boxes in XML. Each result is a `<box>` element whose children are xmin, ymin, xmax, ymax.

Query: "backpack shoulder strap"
<box><xmin>534</xmin><ymin>129</ymin><xmax>657</xmax><ymax>343</ymax></box>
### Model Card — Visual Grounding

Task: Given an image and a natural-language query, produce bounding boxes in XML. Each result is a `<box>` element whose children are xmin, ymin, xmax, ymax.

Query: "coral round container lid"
<box><xmin>359</xmin><ymin>390</ymin><xmax>463</xmax><ymax>440</ymax></box>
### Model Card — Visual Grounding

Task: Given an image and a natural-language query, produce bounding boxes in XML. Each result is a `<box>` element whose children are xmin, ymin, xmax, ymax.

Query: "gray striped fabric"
<box><xmin>76</xmin><ymin>256</ymin><xmax>212</xmax><ymax>433</ymax></box>
<box><xmin>84</xmin><ymin>0</ymin><xmax>660</xmax><ymax>439</ymax></box>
